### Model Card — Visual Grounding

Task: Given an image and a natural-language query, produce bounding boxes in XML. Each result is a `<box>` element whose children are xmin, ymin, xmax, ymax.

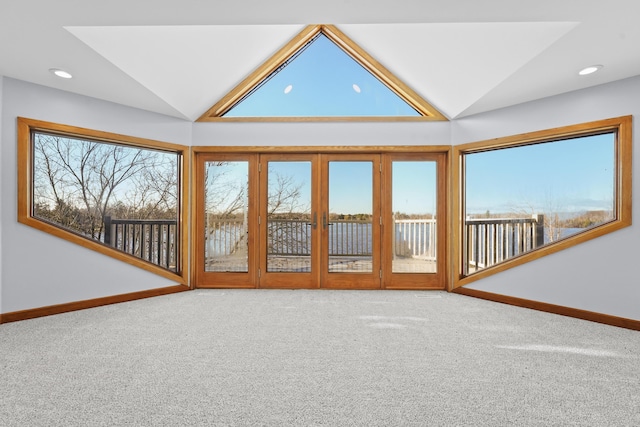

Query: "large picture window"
<box><xmin>18</xmin><ymin>118</ymin><xmax>188</xmax><ymax>283</ymax></box>
<box><xmin>454</xmin><ymin>116</ymin><xmax>632</xmax><ymax>286</ymax></box>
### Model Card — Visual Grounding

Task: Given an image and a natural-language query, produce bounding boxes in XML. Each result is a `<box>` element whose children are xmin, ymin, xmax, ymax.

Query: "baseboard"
<box><xmin>452</xmin><ymin>287</ymin><xmax>640</xmax><ymax>331</ymax></box>
<box><xmin>0</xmin><ymin>285</ymin><xmax>190</xmax><ymax>324</ymax></box>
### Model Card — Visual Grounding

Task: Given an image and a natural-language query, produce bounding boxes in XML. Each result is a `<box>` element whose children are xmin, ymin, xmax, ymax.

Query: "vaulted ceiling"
<box><xmin>1</xmin><ymin>0</ymin><xmax>639</xmax><ymax>121</ymax></box>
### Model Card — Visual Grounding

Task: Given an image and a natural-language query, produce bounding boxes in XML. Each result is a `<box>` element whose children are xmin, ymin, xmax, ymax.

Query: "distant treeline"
<box><xmin>559</xmin><ymin>210</ymin><xmax>613</xmax><ymax>228</ymax></box>
<box><xmin>211</xmin><ymin>212</ymin><xmax>435</xmax><ymax>221</ymax></box>
<box><xmin>468</xmin><ymin>210</ymin><xmax>612</xmax><ymax>229</ymax></box>
<box><xmin>393</xmin><ymin>212</ymin><xmax>435</xmax><ymax>220</ymax></box>
<box><xmin>35</xmin><ymin>201</ymin><xmax>176</xmax><ymax>240</ymax></box>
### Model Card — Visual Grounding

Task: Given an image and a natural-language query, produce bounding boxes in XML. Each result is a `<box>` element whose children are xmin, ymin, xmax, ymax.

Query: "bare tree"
<box><xmin>33</xmin><ymin>136</ymin><xmax>83</xmax><ymax>229</ymax></box>
<box><xmin>267</xmin><ymin>172</ymin><xmax>307</xmax><ymax>217</ymax></box>
<box><xmin>266</xmin><ymin>171</ymin><xmax>308</xmax><ymax>256</ymax></box>
<box><xmin>202</xmin><ymin>162</ymin><xmax>249</xmax><ymax>268</ymax></box>
<box><xmin>33</xmin><ymin>134</ymin><xmax>177</xmax><ymax>240</ymax></box>
<box><xmin>512</xmin><ymin>198</ymin><xmax>563</xmax><ymax>245</ymax></box>
<box><xmin>204</xmin><ymin>161</ymin><xmax>247</xmax><ymax>219</ymax></box>
<box><xmin>120</xmin><ymin>154</ymin><xmax>178</xmax><ymax>220</ymax></box>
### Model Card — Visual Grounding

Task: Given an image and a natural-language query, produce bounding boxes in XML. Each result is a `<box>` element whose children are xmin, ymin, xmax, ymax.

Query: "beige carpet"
<box><xmin>1</xmin><ymin>289</ymin><xmax>638</xmax><ymax>426</ymax></box>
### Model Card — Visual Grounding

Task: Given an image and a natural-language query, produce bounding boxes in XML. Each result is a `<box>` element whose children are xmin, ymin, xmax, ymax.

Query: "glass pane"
<box><xmin>464</xmin><ymin>133</ymin><xmax>616</xmax><ymax>275</ymax></box>
<box><xmin>32</xmin><ymin>132</ymin><xmax>180</xmax><ymax>271</ymax></box>
<box><xmin>392</xmin><ymin>161</ymin><xmax>437</xmax><ymax>273</ymax></box>
<box><xmin>203</xmin><ymin>161</ymin><xmax>249</xmax><ymax>272</ymax></box>
<box><xmin>328</xmin><ymin>161</ymin><xmax>373</xmax><ymax>272</ymax></box>
<box><xmin>267</xmin><ymin>161</ymin><xmax>312</xmax><ymax>272</ymax></box>
<box><xmin>224</xmin><ymin>33</ymin><xmax>420</xmax><ymax>118</ymax></box>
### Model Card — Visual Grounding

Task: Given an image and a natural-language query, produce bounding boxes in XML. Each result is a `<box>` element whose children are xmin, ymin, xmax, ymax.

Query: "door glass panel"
<box><xmin>392</xmin><ymin>161</ymin><xmax>437</xmax><ymax>273</ymax></box>
<box><xmin>328</xmin><ymin>161</ymin><xmax>373</xmax><ymax>272</ymax></box>
<box><xmin>267</xmin><ymin>161</ymin><xmax>312</xmax><ymax>272</ymax></box>
<box><xmin>204</xmin><ymin>161</ymin><xmax>249</xmax><ymax>272</ymax></box>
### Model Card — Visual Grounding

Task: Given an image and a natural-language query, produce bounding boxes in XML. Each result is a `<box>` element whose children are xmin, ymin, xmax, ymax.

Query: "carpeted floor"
<box><xmin>1</xmin><ymin>289</ymin><xmax>638</xmax><ymax>426</ymax></box>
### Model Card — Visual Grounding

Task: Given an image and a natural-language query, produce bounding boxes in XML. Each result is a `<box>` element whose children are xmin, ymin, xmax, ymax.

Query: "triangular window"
<box><xmin>198</xmin><ymin>25</ymin><xmax>446</xmax><ymax>121</ymax></box>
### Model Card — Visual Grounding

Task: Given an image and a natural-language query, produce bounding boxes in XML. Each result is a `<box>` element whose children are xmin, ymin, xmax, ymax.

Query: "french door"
<box><xmin>258</xmin><ymin>154</ymin><xmax>320</xmax><ymax>288</ymax></box>
<box><xmin>194</xmin><ymin>150</ymin><xmax>446</xmax><ymax>289</ymax></box>
<box><xmin>382</xmin><ymin>153</ymin><xmax>447</xmax><ymax>289</ymax></box>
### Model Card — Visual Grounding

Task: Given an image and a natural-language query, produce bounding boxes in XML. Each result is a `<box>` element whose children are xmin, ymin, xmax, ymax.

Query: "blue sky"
<box><xmin>392</xmin><ymin>161</ymin><xmax>437</xmax><ymax>215</ymax></box>
<box><xmin>465</xmin><ymin>133</ymin><xmax>615</xmax><ymax>215</ymax></box>
<box><xmin>268</xmin><ymin>160</ymin><xmax>437</xmax><ymax>216</ymax></box>
<box><xmin>225</xmin><ymin>33</ymin><xmax>419</xmax><ymax>117</ymax></box>
<box><xmin>267</xmin><ymin>161</ymin><xmax>374</xmax><ymax>215</ymax></box>
<box><xmin>217</xmin><ymin>160</ymin><xmax>438</xmax><ymax>215</ymax></box>
<box><xmin>328</xmin><ymin>162</ymin><xmax>373</xmax><ymax>214</ymax></box>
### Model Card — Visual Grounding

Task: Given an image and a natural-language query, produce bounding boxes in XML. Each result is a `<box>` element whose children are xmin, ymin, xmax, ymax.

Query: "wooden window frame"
<box><xmin>453</xmin><ymin>116</ymin><xmax>633</xmax><ymax>288</ymax></box>
<box><xmin>17</xmin><ymin>117</ymin><xmax>189</xmax><ymax>285</ymax></box>
<box><xmin>197</xmin><ymin>24</ymin><xmax>447</xmax><ymax>122</ymax></box>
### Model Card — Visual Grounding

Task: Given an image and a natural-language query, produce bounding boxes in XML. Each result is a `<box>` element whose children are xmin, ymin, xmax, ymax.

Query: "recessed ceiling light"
<box><xmin>49</xmin><ymin>68</ymin><xmax>73</xmax><ymax>79</ymax></box>
<box><xmin>578</xmin><ymin>65</ymin><xmax>603</xmax><ymax>76</ymax></box>
<box><xmin>284</xmin><ymin>84</ymin><xmax>293</xmax><ymax>94</ymax></box>
<box><xmin>352</xmin><ymin>84</ymin><xmax>361</xmax><ymax>93</ymax></box>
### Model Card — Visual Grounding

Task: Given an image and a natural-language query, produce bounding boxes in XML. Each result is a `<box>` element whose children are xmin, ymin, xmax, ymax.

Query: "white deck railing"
<box><xmin>104</xmin><ymin>214</ymin><xmax>545</xmax><ymax>275</ymax></box>
<box><xmin>204</xmin><ymin>218</ymin><xmax>438</xmax><ymax>259</ymax></box>
<box><xmin>465</xmin><ymin>214</ymin><xmax>545</xmax><ymax>274</ymax></box>
<box><xmin>393</xmin><ymin>219</ymin><xmax>437</xmax><ymax>261</ymax></box>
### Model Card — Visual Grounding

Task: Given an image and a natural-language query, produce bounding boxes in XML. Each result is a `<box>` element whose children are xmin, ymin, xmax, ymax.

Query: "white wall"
<box><xmin>452</xmin><ymin>76</ymin><xmax>640</xmax><ymax>321</ymax></box>
<box><xmin>0</xmin><ymin>77</ymin><xmax>4</xmax><ymax>313</ymax></box>
<box><xmin>1</xmin><ymin>78</ymin><xmax>192</xmax><ymax>314</ymax></box>
<box><xmin>193</xmin><ymin>120</ymin><xmax>451</xmax><ymax>147</ymax></box>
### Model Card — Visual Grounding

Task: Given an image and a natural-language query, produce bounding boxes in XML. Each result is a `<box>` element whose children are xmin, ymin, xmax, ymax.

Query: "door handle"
<box><xmin>312</xmin><ymin>212</ymin><xmax>317</xmax><ymax>229</ymax></box>
<box><xmin>322</xmin><ymin>212</ymin><xmax>327</xmax><ymax>229</ymax></box>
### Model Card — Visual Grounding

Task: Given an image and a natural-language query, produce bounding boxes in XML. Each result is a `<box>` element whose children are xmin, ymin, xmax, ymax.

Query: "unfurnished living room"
<box><xmin>1</xmin><ymin>1</ymin><xmax>639</xmax><ymax>426</ymax></box>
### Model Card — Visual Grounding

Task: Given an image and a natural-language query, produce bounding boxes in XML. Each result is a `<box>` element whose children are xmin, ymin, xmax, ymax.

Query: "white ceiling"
<box><xmin>2</xmin><ymin>0</ymin><xmax>640</xmax><ymax>121</ymax></box>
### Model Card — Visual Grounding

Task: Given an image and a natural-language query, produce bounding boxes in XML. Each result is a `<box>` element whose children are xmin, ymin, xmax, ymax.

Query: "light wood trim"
<box><xmin>453</xmin><ymin>287</ymin><xmax>640</xmax><ymax>331</ymax></box>
<box><xmin>445</xmin><ymin>146</ymin><xmax>454</xmax><ymax>291</ymax></box>
<box><xmin>618</xmin><ymin>115</ymin><xmax>633</xmax><ymax>227</ymax></box>
<box><xmin>17</xmin><ymin>118</ymin><xmax>31</xmax><ymax>222</ymax></box>
<box><xmin>192</xmin><ymin>153</ymin><xmax>259</xmax><ymax>288</ymax></box>
<box><xmin>320</xmin><ymin>153</ymin><xmax>382</xmax><ymax>289</ymax></box>
<box><xmin>179</xmin><ymin>143</ymin><xmax>191</xmax><ymax>287</ymax></box>
<box><xmin>18</xmin><ymin>117</ymin><xmax>186</xmax><ymax>152</ymax></box>
<box><xmin>0</xmin><ymin>285</ymin><xmax>189</xmax><ymax>324</ymax></box>
<box><xmin>458</xmin><ymin>116</ymin><xmax>631</xmax><ymax>153</ymax></box>
<box><xmin>192</xmin><ymin>145</ymin><xmax>452</xmax><ymax>154</ymax></box>
<box><xmin>17</xmin><ymin>117</ymin><xmax>188</xmax><ymax>285</ymax></box>
<box><xmin>190</xmin><ymin>147</ymin><xmax>450</xmax><ymax>290</ymax></box>
<box><xmin>190</xmin><ymin>147</ymin><xmax>199</xmax><ymax>289</ymax></box>
<box><xmin>452</xmin><ymin>144</ymin><xmax>465</xmax><ymax>289</ymax></box>
<box><xmin>197</xmin><ymin>24</ymin><xmax>447</xmax><ymax>122</ymax></box>
<box><xmin>201</xmin><ymin>116</ymin><xmax>446</xmax><ymax>123</ymax></box>
<box><xmin>193</xmin><ymin>150</ymin><xmax>451</xmax><ymax>290</ymax></box>
<box><xmin>381</xmin><ymin>152</ymin><xmax>449</xmax><ymax>289</ymax></box>
<box><xmin>453</xmin><ymin>116</ymin><xmax>633</xmax><ymax>288</ymax></box>
<box><xmin>258</xmin><ymin>154</ymin><xmax>321</xmax><ymax>288</ymax></box>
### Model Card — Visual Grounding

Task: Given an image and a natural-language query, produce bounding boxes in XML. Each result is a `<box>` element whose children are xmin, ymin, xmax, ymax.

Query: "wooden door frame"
<box><xmin>192</xmin><ymin>152</ymin><xmax>259</xmax><ymax>288</ymax></box>
<box><xmin>258</xmin><ymin>153</ymin><xmax>321</xmax><ymax>289</ymax></box>
<box><xmin>381</xmin><ymin>152</ymin><xmax>448</xmax><ymax>289</ymax></box>
<box><xmin>192</xmin><ymin>146</ymin><xmax>451</xmax><ymax>290</ymax></box>
<box><xmin>319</xmin><ymin>153</ymin><xmax>382</xmax><ymax>289</ymax></box>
